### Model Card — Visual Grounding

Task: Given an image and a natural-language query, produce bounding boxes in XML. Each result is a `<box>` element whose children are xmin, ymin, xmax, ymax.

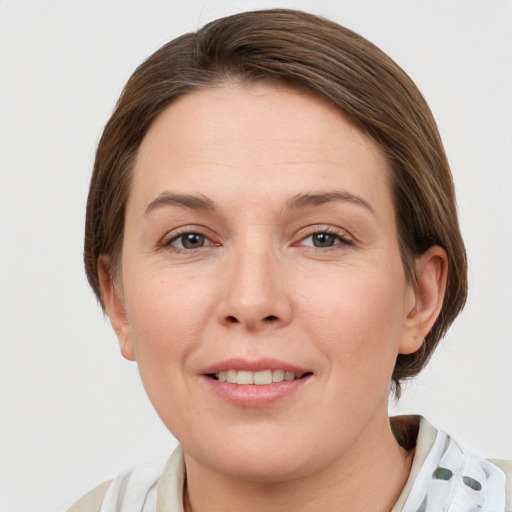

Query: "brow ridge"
<box><xmin>285</xmin><ymin>190</ymin><xmax>373</xmax><ymax>213</ymax></box>
<box><xmin>145</xmin><ymin>189</ymin><xmax>373</xmax><ymax>215</ymax></box>
<box><xmin>145</xmin><ymin>192</ymin><xmax>215</xmax><ymax>214</ymax></box>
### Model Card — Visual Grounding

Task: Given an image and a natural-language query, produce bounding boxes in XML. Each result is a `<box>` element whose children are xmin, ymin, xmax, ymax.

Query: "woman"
<box><xmin>70</xmin><ymin>9</ymin><xmax>510</xmax><ymax>512</ymax></box>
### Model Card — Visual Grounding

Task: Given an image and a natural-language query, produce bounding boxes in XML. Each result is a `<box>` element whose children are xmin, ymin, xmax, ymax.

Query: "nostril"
<box><xmin>223</xmin><ymin>314</ymin><xmax>279</xmax><ymax>325</ymax></box>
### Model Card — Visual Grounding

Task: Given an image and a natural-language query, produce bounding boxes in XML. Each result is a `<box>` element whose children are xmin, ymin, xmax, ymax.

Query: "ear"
<box><xmin>399</xmin><ymin>246</ymin><xmax>448</xmax><ymax>355</ymax></box>
<box><xmin>97</xmin><ymin>255</ymin><xmax>136</xmax><ymax>361</ymax></box>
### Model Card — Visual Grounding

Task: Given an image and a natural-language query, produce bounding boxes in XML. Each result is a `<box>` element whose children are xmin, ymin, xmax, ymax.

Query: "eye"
<box><xmin>167</xmin><ymin>232</ymin><xmax>211</xmax><ymax>250</ymax></box>
<box><xmin>300</xmin><ymin>231</ymin><xmax>351</xmax><ymax>248</ymax></box>
<box><xmin>177</xmin><ymin>233</ymin><xmax>205</xmax><ymax>249</ymax></box>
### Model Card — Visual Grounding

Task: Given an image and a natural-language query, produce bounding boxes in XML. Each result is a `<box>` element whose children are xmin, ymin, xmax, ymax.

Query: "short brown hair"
<box><xmin>84</xmin><ymin>9</ymin><xmax>467</xmax><ymax>395</ymax></box>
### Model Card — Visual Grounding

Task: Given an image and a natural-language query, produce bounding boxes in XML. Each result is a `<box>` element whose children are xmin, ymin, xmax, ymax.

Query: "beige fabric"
<box><xmin>66</xmin><ymin>480</ymin><xmax>112</xmax><ymax>512</ymax></box>
<box><xmin>156</xmin><ymin>445</ymin><xmax>185</xmax><ymax>511</ymax></box>
<box><xmin>489</xmin><ymin>459</ymin><xmax>512</xmax><ymax>511</ymax></box>
<box><xmin>391</xmin><ymin>416</ymin><xmax>437</xmax><ymax>512</ymax></box>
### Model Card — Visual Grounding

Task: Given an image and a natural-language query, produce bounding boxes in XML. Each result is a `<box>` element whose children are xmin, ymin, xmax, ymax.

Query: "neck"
<box><xmin>183</xmin><ymin>411</ymin><xmax>414</xmax><ymax>512</ymax></box>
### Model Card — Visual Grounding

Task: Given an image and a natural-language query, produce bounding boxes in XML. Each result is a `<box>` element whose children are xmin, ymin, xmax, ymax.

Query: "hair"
<box><xmin>84</xmin><ymin>8</ymin><xmax>467</xmax><ymax>396</ymax></box>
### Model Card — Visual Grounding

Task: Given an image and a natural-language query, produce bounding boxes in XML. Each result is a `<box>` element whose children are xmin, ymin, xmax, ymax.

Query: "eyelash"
<box><xmin>297</xmin><ymin>227</ymin><xmax>354</xmax><ymax>249</ymax></box>
<box><xmin>160</xmin><ymin>229</ymin><xmax>218</xmax><ymax>254</ymax></box>
<box><xmin>160</xmin><ymin>226</ymin><xmax>354</xmax><ymax>254</ymax></box>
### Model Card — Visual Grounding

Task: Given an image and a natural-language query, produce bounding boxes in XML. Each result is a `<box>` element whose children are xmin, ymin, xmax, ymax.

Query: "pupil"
<box><xmin>183</xmin><ymin>233</ymin><xmax>204</xmax><ymax>249</ymax></box>
<box><xmin>313</xmin><ymin>233</ymin><xmax>334</xmax><ymax>247</ymax></box>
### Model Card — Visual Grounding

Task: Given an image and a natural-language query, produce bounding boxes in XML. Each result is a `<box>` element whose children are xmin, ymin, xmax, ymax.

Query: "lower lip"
<box><xmin>201</xmin><ymin>375</ymin><xmax>311</xmax><ymax>407</ymax></box>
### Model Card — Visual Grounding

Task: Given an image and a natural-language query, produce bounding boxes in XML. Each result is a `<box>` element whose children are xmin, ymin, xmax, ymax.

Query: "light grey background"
<box><xmin>0</xmin><ymin>1</ymin><xmax>510</xmax><ymax>510</ymax></box>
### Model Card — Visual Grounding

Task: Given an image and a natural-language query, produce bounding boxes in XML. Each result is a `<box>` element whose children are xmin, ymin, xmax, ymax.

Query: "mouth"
<box><xmin>206</xmin><ymin>369</ymin><xmax>312</xmax><ymax>385</ymax></box>
<box><xmin>201</xmin><ymin>360</ymin><xmax>313</xmax><ymax>406</ymax></box>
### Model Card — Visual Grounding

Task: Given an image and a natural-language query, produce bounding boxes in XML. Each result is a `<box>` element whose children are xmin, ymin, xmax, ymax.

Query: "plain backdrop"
<box><xmin>0</xmin><ymin>1</ymin><xmax>511</xmax><ymax>510</ymax></box>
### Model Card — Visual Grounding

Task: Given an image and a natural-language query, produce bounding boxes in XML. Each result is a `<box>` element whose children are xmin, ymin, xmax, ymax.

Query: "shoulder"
<box><xmin>65</xmin><ymin>463</ymin><xmax>162</xmax><ymax>512</ymax></box>
<box><xmin>65</xmin><ymin>446</ymin><xmax>185</xmax><ymax>512</ymax></box>
<box><xmin>392</xmin><ymin>416</ymin><xmax>511</xmax><ymax>512</ymax></box>
<box><xmin>488</xmin><ymin>459</ymin><xmax>512</xmax><ymax>511</ymax></box>
<box><xmin>66</xmin><ymin>480</ymin><xmax>112</xmax><ymax>512</ymax></box>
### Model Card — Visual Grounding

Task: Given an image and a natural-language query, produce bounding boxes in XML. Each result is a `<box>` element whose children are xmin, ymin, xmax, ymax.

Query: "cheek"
<box><xmin>123</xmin><ymin>273</ymin><xmax>215</xmax><ymax>368</ymax></box>
<box><xmin>300</xmin><ymin>269</ymin><xmax>407</xmax><ymax>378</ymax></box>
<box><xmin>121</xmin><ymin>274</ymin><xmax>217</xmax><ymax>431</ymax></box>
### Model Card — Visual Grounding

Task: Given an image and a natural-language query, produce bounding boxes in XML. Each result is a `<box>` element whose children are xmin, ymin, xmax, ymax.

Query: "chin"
<box><xmin>211</xmin><ymin>452</ymin><xmax>310</xmax><ymax>483</ymax></box>
<box><xmin>184</xmin><ymin>427</ymin><xmax>327</xmax><ymax>484</ymax></box>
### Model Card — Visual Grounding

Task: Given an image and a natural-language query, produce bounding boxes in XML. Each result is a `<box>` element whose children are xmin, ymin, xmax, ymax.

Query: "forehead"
<box><xmin>130</xmin><ymin>82</ymin><xmax>392</xmax><ymax>215</ymax></box>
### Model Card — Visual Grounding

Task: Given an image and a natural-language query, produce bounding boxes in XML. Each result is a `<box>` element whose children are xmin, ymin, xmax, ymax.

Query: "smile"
<box><xmin>201</xmin><ymin>358</ymin><xmax>313</xmax><ymax>405</ymax></box>
<box><xmin>210</xmin><ymin>369</ymin><xmax>308</xmax><ymax>385</ymax></box>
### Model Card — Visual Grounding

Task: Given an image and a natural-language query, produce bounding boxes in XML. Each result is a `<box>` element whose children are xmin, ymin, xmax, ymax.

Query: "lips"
<box><xmin>200</xmin><ymin>358</ymin><xmax>312</xmax><ymax>406</ymax></box>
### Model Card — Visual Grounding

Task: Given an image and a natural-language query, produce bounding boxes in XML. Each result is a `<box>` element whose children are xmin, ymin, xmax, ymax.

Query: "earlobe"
<box><xmin>97</xmin><ymin>256</ymin><xmax>136</xmax><ymax>362</ymax></box>
<box><xmin>399</xmin><ymin>246</ymin><xmax>448</xmax><ymax>355</ymax></box>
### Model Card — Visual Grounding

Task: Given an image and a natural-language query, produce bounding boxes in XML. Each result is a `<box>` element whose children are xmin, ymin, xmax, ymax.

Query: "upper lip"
<box><xmin>200</xmin><ymin>357</ymin><xmax>311</xmax><ymax>375</ymax></box>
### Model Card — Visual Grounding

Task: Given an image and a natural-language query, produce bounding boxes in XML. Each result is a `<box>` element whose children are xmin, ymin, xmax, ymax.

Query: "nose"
<box><xmin>216</xmin><ymin>242</ymin><xmax>293</xmax><ymax>332</ymax></box>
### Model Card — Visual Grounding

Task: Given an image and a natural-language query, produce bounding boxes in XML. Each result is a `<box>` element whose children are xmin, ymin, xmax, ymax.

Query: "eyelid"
<box><xmin>295</xmin><ymin>225</ymin><xmax>354</xmax><ymax>247</ymax></box>
<box><xmin>157</xmin><ymin>224</ymin><xmax>354</xmax><ymax>252</ymax></box>
<box><xmin>159</xmin><ymin>225</ymin><xmax>220</xmax><ymax>251</ymax></box>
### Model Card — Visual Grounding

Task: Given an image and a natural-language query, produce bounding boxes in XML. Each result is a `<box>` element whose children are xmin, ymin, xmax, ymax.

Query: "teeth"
<box><xmin>236</xmin><ymin>370</ymin><xmax>253</xmax><ymax>385</ymax></box>
<box><xmin>272</xmin><ymin>369</ymin><xmax>284</xmax><ymax>383</ymax></box>
<box><xmin>215</xmin><ymin>369</ymin><xmax>306</xmax><ymax>385</ymax></box>
<box><xmin>254</xmin><ymin>370</ymin><xmax>272</xmax><ymax>385</ymax></box>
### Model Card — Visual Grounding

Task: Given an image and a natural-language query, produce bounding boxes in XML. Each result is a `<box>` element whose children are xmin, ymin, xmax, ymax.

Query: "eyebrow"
<box><xmin>285</xmin><ymin>190</ymin><xmax>374</xmax><ymax>214</ymax></box>
<box><xmin>145</xmin><ymin>192</ymin><xmax>215</xmax><ymax>214</ymax></box>
<box><xmin>145</xmin><ymin>189</ymin><xmax>373</xmax><ymax>215</ymax></box>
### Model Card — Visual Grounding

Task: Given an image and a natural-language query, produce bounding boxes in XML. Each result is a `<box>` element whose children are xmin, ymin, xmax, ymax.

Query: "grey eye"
<box><xmin>463</xmin><ymin>476</ymin><xmax>482</xmax><ymax>491</ymax></box>
<box><xmin>183</xmin><ymin>234</ymin><xmax>204</xmax><ymax>248</ymax></box>
<box><xmin>174</xmin><ymin>233</ymin><xmax>206</xmax><ymax>249</ymax></box>
<box><xmin>310</xmin><ymin>233</ymin><xmax>337</xmax><ymax>247</ymax></box>
<box><xmin>432</xmin><ymin>467</ymin><xmax>453</xmax><ymax>481</ymax></box>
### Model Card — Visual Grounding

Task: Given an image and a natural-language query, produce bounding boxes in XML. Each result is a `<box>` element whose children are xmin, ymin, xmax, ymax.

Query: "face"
<box><xmin>108</xmin><ymin>83</ymin><xmax>425</xmax><ymax>482</ymax></box>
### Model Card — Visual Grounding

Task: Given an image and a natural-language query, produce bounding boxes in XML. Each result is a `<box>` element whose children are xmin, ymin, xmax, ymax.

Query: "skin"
<box><xmin>100</xmin><ymin>82</ymin><xmax>447</xmax><ymax>511</ymax></box>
